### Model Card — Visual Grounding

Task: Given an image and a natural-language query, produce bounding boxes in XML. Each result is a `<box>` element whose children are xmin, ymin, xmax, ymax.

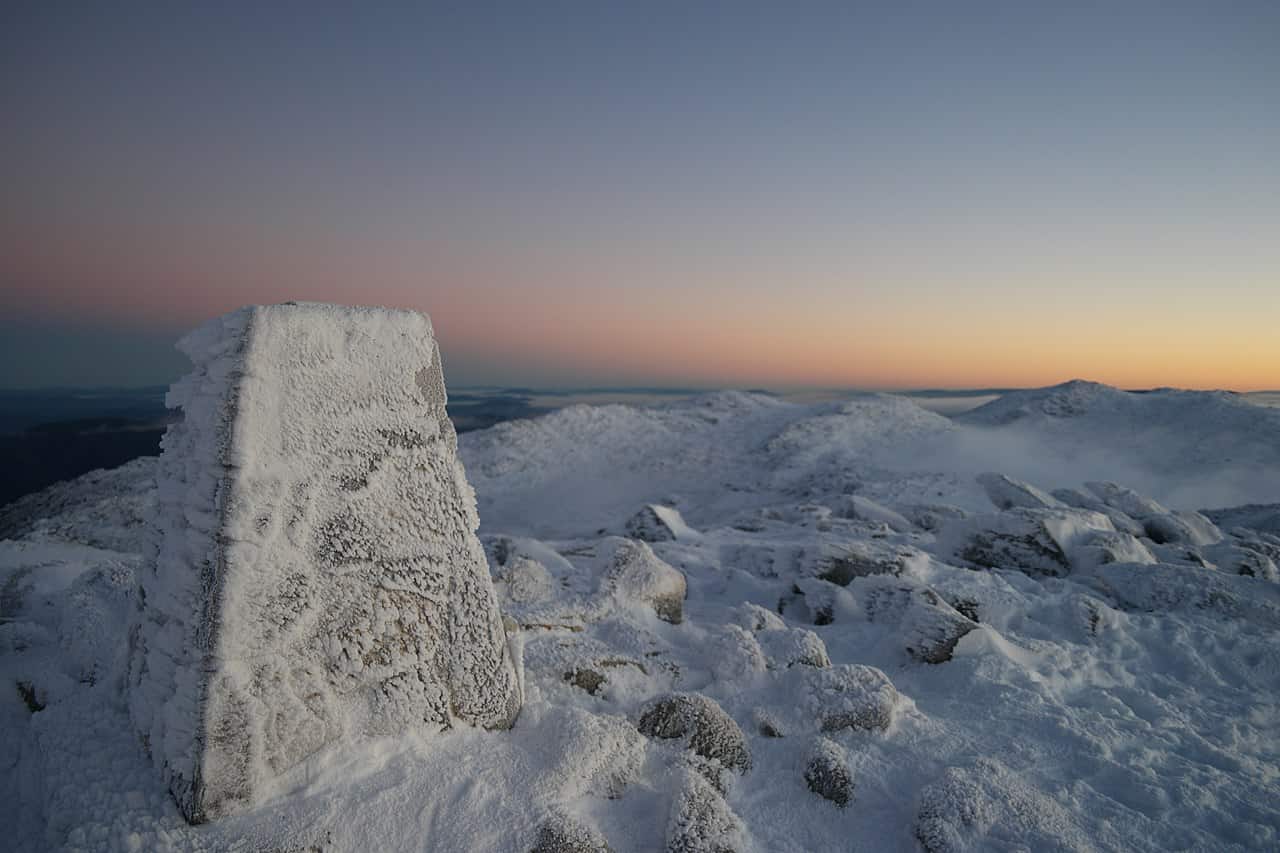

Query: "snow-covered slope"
<box><xmin>952</xmin><ymin>380</ymin><xmax>1280</xmax><ymax>508</ymax></box>
<box><xmin>461</xmin><ymin>391</ymin><xmax>957</xmax><ymax>538</ymax></box>
<box><xmin>3</xmin><ymin>381</ymin><xmax>1279</xmax><ymax>851</ymax></box>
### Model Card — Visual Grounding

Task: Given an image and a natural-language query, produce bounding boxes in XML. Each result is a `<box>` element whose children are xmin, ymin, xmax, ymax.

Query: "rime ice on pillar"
<box><xmin>128</xmin><ymin>303</ymin><xmax>522</xmax><ymax>823</ymax></box>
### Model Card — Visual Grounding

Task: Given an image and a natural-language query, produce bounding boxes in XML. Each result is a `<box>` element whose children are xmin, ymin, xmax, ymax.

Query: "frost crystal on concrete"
<box><xmin>127</xmin><ymin>303</ymin><xmax>521</xmax><ymax>822</ymax></box>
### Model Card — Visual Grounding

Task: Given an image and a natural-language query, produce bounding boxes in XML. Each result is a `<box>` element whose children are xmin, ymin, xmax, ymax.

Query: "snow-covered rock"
<box><xmin>705</xmin><ymin>624</ymin><xmax>768</xmax><ymax>682</ymax></box>
<box><xmin>665</xmin><ymin>766</ymin><xmax>750</xmax><ymax>853</ymax></box>
<box><xmin>915</xmin><ymin>758</ymin><xmax>1097</xmax><ymax>852</ymax></box>
<box><xmin>855</xmin><ymin>578</ymin><xmax>979</xmax><ymax>664</ymax></box>
<box><xmin>786</xmin><ymin>663</ymin><xmax>904</xmax><ymax>734</ymax></box>
<box><xmin>1087</xmin><ymin>561</ymin><xmax>1280</xmax><ymax>627</ymax></box>
<box><xmin>626</xmin><ymin>504</ymin><xmax>700</xmax><ymax>542</ymax></box>
<box><xmin>836</xmin><ymin>495</ymin><xmax>914</xmax><ymax>532</ymax></box>
<box><xmin>1070</xmin><ymin>529</ymin><xmax>1157</xmax><ymax>569</ymax></box>
<box><xmin>1051</xmin><ymin>487</ymin><xmax>1147</xmax><ymax>536</ymax></box>
<box><xmin>531</xmin><ymin>811</ymin><xmax>613</xmax><ymax>853</ymax></box>
<box><xmin>498</xmin><ymin>555</ymin><xmax>556</xmax><ymax>605</ymax></box>
<box><xmin>809</xmin><ymin>540</ymin><xmax>908</xmax><ymax>585</ymax></box>
<box><xmin>1086</xmin><ymin>481</ymin><xmax>1223</xmax><ymax>546</ymax></box>
<box><xmin>938</xmin><ymin>505</ymin><xmax>1157</xmax><ymax>577</ymax></box>
<box><xmin>942</xmin><ymin>510</ymin><xmax>1071</xmax><ymax>576</ymax></box>
<box><xmin>522</xmin><ymin>705</ymin><xmax>648</xmax><ymax>800</ymax></box>
<box><xmin>126</xmin><ymin>304</ymin><xmax>522</xmax><ymax>822</ymax></box>
<box><xmin>1203</xmin><ymin>542</ymin><xmax>1280</xmax><ymax>582</ymax></box>
<box><xmin>729</xmin><ymin>602</ymin><xmax>786</xmax><ymax>633</ymax></box>
<box><xmin>803</xmin><ymin>736</ymin><xmax>853</xmax><ymax>807</ymax></box>
<box><xmin>604</xmin><ymin>538</ymin><xmax>687</xmax><ymax>624</ymax></box>
<box><xmin>1204</xmin><ymin>503</ymin><xmax>1280</xmax><ymax>537</ymax></box>
<box><xmin>637</xmin><ymin>693</ymin><xmax>751</xmax><ymax>775</ymax></box>
<box><xmin>756</xmin><ymin>626</ymin><xmax>831</xmax><ymax>669</ymax></box>
<box><xmin>976</xmin><ymin>472</ymin><xmax>1064</xmax><ymax>511</ymax></box>
<box><xmin>779</xmin><ymin>577</ymin><xmax>858</xmax><ymax>626</ymax></box>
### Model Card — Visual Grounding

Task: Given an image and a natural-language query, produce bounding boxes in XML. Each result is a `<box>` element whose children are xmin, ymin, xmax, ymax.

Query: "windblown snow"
<box><xmin>3</xmin><ymin>374</ymin><xmax>1279</xmax><ymax>851</ymax></box>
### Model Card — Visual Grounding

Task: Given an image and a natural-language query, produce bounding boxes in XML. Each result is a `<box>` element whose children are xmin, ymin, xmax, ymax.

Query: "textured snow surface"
<box><xmin>3</xmin><ymin>380</ymin><xmax>1280</xmax><ymax>850</ymax></box>
<box><xmin>126</xmin><ymin>304</ymin><xmax>520</xmax><ymax>822</ymax></box>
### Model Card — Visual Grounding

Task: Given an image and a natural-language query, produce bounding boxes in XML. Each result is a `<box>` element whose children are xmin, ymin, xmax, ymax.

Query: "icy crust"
<box><xmin>127</xmin><ymin>304</ymin><xmax>520</xmax><ymax>822</ymax></box>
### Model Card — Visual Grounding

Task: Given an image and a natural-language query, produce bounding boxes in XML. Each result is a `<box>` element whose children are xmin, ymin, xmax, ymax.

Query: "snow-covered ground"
<box><xmin>3</xmin><ymin>381</ymin><xmax>1279</xmax><ymax>851</ymax></box>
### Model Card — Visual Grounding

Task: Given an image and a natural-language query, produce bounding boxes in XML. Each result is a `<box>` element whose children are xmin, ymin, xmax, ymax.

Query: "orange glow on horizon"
<box><xmin>4</xmin><ymin>229</ymin><xmax>1276</xmax><ymax>392</ymax></box>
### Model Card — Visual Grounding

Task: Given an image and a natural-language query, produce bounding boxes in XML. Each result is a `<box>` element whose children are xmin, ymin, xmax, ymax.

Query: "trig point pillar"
<box><xmin>128</xmin><ymin>303</ymin><xmax>522</xmax><ymax>823</ymax></box>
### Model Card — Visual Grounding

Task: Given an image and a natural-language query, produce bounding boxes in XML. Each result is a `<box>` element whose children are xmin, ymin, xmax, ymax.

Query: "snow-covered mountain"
<box><xmin>954</xmin><ymin>380</ymin><xmax>1280</xmax><ymax>508</ymax></box>
<box><xmin>3</xmin><ymin>382</ymin><xmax>1279</xmax><ymax>851</ymax></box>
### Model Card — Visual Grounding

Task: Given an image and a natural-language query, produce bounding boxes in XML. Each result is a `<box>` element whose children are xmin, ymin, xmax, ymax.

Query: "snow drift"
<box><xmin>127</xmin><ymin>304</ymin><xmax>521</xmax><ymax>822</ymax></box>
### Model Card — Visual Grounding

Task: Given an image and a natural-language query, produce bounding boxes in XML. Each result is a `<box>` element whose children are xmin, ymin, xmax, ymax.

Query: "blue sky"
<box><xmin>3</xmin><ymin>2</ymin><xmax>1278</xmax><ymax>389</ymax></box>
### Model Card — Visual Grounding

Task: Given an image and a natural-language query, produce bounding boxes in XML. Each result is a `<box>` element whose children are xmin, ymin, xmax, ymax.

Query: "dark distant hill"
<box><xmin>0</xmin><ymin>416</ymin><xmax>171</xmax><ymax>506</ymax></box>
<box><xmin>0</xmin><ymin>389</ymin><xmax>170</xmax><ymax>505</ymax></box>
<box><xmin>0</xmin><ymin>387</ymin><xmax>555</xmax><ymax>506</ymax></box>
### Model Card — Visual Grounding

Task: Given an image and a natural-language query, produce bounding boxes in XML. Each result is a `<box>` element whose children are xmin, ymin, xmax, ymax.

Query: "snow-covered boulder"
<box><xmin>940</xmin><ymin>507</ymin><xmax>1133</xmax><ymax>577</ymax></box>
<box><xmin>1203</xmin><ymin>543</ymin><xmax>1279</xmax><ymax>582</ymax></box>
<box><xmin>1052</xmin><ymin>487</ymin><xmax>1147</xmax><ymax>536</ymax></box>
<box><xmin>903</xmin><ymin>503</ymin><xmax>970</xmax><ymax>533</ymax></box>
<box><xmin>1085</xmin><ymin>481</ymin><xmax>1223</xmax><ymax>547</ymax></box>
<box><xmin>626</xmin><ymin>504</ymin><xmax>699</xmax><ymax>542</ymax></box>
<box><xmin>1070</xmin><ymin>530</ymin><xmax>1157</xmax><ymax>570</ymax></box>
<box><xmin>857</xmin><ymin>579</ymin><xmax>978</xmax><ymax>664</ymax></box>
<box><xmin>944</xmin><ymin>510</ymin><xmax>1072</xmax><ymax>576</ymax></box>
<box><xmin>637</xmin><ymin>693</ymin><xmax>751</xmax><ymax>775</ymax></box>
<box><xmin>665</xmin><ymin>766</ymin><xmax>750</xmax><ymax>853</ymax></box>
<box><xmin>127</xmin><ymin>304</ymin><xmax>522</xmax><ymax>823</ymax></box>
<box><xmin>976</xmin><ymin>473</ymin><xmax>1064</xmax><ymax>511</ymax></box>
<box><xmin>1084</xmin><ymin>481</ymin><xmax>1169</xmax><ymax>520</ymax></box>
<box><xmin>531</xmin><ymin>811</ymin><xmax>613</xmax><ymax>853</ymax></box>
<box><xmin>497</xmin><ymin>555</ymin><xmax>556</xmax><ymax>605</ymax></box>
<box><xmin>777</xmin><ymin>663</ymin><xmax>904</xmax><ymax>734</ymax></box>
<box><xmin>836</xmin><ymin>494</ymin><xmax>914</xmax><ymax>532</ymax></box>
<box><xmin>730</xmin><ymin>602</ymin><xmax>786</xmax><ymax>633</ymax></box>
<box><xmin>803</xmin><ymin>736</ymin><xmax>853</xmax><ymax>807</ymax></box>
<box><xmin>756</xmin><ymin>626</ymin><xmax>831</xmax><ymax>669</ymax></box>
<box><xmin>705</xmin><ymin>624</ymin><xmax>768</xmax><ymax>682</ymax></box>
<box><xmin>1087</xmin><ymin>561</ymin><xmax>1280</xmax><ymax>628</ymax></box>
<box><xmin>522</xmin><ymin>634</ymin><xmax>656</xmax><ymax>699</ymax></box>
<box><xmin>1203</xmin><ymin>503</ymin><xmax>1280</xmax><ymax>537</ymax></box>
<box><xmin>779</xmin><ymin>577</ymin><xmax>858</xmax><ymax>626</ymax></box>
<box><xmin>809</xmin><ymin>540</ymin><xmax>908</xmax><ymax>585</ymax></box>
<box><xmin>915</xmin><ymin>758</ymin><xmax>1094</xmax><ymax>852</ymax></box>
<box><xmin>521</xmin><ymin>705</ymin><xmax>648</xmax><ymax>800</ymax></box>
<box><xmin>604</xmin><ymin>538</ymin><xmax>687</xmax><ymax>624</ymax></box>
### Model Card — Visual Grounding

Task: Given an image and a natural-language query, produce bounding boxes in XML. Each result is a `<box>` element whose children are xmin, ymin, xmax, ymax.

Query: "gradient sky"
<box><xmin>3</xmin><ymin>2</ymin><xmax>1278</xmax><ymax>390</ymax></box>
